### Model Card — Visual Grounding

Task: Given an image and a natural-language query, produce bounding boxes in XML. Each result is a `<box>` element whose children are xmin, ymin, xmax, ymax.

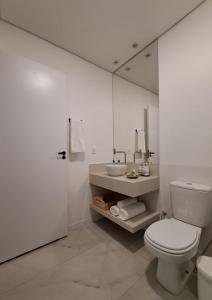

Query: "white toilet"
<box><xmin>144</xmin><ymin>181</ymin><xmax>212</xmax><ymax>295</ymax></box>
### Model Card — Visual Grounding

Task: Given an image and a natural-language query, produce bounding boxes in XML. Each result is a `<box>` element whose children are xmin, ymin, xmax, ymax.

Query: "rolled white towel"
<box><xmin>117</xmin><ymin>197</ymin><xmax>137</xmax><ymax>208</ymax></box>
<box><xmin>110</xmin><ymin>205</ymin><xmax>120</xmax><ymax>216</ymax></box>
<box><xmin>119</xmin><ymin>202</ymin><xmax>146</xmax><ymax>221</ymax></box>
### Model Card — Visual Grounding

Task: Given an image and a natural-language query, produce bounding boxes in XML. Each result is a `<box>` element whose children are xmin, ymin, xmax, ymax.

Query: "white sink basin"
<box><xmin>105</xmin><ymin>164</ymin><xmax>127</xmax><ymax>177</ymax></box>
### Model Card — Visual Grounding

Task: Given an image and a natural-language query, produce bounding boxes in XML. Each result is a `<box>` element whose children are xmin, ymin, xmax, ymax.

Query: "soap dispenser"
<box><xmin>139</xmin><ymin>162</ymin><xmax>150</xmax><ymax>177</ymax></box>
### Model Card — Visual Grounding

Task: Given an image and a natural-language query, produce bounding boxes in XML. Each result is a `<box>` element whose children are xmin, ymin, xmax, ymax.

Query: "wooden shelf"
<box><xmin>90</xmin><ymin>204</ymin><xmax>160</xmax><ymax>234</ymax></box>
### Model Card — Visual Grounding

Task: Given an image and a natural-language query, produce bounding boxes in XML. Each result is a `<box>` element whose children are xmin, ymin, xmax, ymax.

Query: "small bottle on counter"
<box><xmin>138</xmin><ymin>162</ymin><xmax>150</xmax><ymax>177</ymax></box>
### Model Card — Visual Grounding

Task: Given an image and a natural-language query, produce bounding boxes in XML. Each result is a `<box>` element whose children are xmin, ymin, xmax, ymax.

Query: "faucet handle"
<box><xmin>149</xmin><ymin>151</ymin><xmax>155</xmax><ymax>157</ymax></box>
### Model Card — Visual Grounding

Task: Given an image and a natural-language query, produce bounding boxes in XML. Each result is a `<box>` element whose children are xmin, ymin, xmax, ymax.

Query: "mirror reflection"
<box><xmin>113</xmin><ymin>40</ymin><xmax>159</xmax><ymax>166</ymax></box>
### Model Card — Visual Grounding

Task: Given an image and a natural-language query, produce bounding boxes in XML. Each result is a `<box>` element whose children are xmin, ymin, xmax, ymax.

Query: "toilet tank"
<box><xmin>170</xmin><ymin>181</ymin><xmax>212</xmax><ymax>228</ymax></box>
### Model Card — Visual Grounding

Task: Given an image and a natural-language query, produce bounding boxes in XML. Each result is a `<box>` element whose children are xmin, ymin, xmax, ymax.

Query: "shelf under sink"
<box><xmin>90</xmin><ymin>204</ymin><xmax>160</xmax><ymax>234</ymax></box>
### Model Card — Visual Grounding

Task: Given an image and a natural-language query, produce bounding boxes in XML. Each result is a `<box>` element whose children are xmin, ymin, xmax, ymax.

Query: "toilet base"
<box><xmin>157</xmin><ymin>258</ymin><xmax>195</xmax><ymax>294</ymax></box>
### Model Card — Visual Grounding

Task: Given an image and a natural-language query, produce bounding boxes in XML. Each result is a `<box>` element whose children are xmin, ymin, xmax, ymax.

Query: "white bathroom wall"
<box><xmin>159</xmin><ymin>0</ymin><xmax>212</xmax><ymax>251</ymax></box>
<box><xmin>0</xmin><ymin>21</ymin><xmax>113</xmax><ymax>228</ymax></box>
<box><xmin>113</xmin><ymin>75</ymin><xmax>159</xmax><ymax>162</ymax></box>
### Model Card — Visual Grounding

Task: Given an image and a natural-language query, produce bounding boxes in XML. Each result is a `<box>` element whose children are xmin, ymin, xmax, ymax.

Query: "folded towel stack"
<box><xmin>117</xmin><ymin>197</ymin><xmax>137</xmax><ymax>208</ymax></box>
<box><xmin>119</xmin><ymin>202</ymin><xmax>146</xmax><ymax>220</ymax></box>
<box><xmin>110</xmin><ymin>198</ymin><xmax>146</xmax><ymax>220</ymax></box>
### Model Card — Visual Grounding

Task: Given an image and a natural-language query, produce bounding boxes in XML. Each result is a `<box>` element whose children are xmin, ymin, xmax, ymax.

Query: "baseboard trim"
<box><xmin>68</xmin><ymin>214</ymin><xmax>103</xmax><ymax>231</ymax></box>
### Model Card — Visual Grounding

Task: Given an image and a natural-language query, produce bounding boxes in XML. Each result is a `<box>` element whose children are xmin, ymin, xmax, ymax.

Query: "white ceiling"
<box><xmin>0</xmin><ymin>0</ymin><xmax>204</xmax><ymax>72</ymax></box>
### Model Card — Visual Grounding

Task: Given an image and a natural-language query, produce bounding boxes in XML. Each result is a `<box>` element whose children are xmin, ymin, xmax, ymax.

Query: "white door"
<box><xmin>148</xmin><ymin>106</ymin><xmax>159</xmax><ymax>164</ymax></box>
<box><xmin>0</xmin><ymin>51</ymin><xmax>68</xmax><ymax>263</ymax></box>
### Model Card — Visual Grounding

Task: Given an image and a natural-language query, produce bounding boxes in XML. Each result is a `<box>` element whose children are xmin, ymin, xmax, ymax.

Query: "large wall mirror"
<box><xmin>112</xmin><ymin>40</ymin><xmax>159</xmax><ymax>164</ymax></box>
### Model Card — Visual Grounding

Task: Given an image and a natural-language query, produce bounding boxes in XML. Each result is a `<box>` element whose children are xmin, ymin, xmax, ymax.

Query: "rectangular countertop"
<box><xmin>89</xmin><ymin>172</ymin><xmax>160</xmax><ymax>197</ymax></box>
<box><xmin>90</xmin><ymin>171</ymin><xmax>159</xmax><ymax>183</ymax></box>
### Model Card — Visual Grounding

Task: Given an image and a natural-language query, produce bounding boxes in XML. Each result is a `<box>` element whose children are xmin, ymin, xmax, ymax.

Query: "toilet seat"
<box><xmin>145</xmin><ymin>218</ymin><xmax>201</xmax><ymax>255</ymax></box>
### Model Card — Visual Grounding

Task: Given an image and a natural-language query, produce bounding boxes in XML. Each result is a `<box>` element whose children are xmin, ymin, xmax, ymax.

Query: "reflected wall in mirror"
<box><xmin>113</xmin><ymin>40</ymin><xmax>159</xmax><ymax>164</ymax></box>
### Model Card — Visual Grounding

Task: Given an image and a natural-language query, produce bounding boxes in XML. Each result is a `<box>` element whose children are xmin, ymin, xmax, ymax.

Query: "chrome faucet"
<box><xmin>113</xmin><ymin>148</ymin><xmax>127</xmax><ymax>164</ymax></box>
<box><xmin>133</xmin><ymin>150</ymin><xmax>155</xmax><ymax>164</ymax></box>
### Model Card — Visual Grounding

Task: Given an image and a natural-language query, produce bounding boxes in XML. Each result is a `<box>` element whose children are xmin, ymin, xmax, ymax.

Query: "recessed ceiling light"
<box><xmin>132</xmin><ymin>42</ymin><xmax>139</xmax><ymax>48</ymax></box>
<box><xmin>144</xmin><ymin>53</ymin><xmax>151</xmax><ymax>58</ymax></box>
<box><xmin>125</xmin><ymin>67</ymin><xmax>131</xmax><ymax>71</ymax></box>
<box><xmin>113</xmin><ymin>60</ymin><xmax>119</xmax><ymax>65</ymax></box>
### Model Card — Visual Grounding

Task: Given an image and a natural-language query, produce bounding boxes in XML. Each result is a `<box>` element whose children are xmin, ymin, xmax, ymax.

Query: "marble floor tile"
<box><xmin>0</xmin><ymin>261</ymin><xmax>35</xmax><ymax>295</ymax></box>
<box><xmin>101</xmin><ymin>239</ymin><xmax>151</xmax><ymax>299</ymax></box>
<box><xmin>0</xmin><ymin>218</ymin><xmax>203</xmax><ymax>300</ymax></box>
<box><xmin>119</xmin><ymin>259</ymin><xmax>198</xmax><ymax>300</ymax></box>
<box><xmin>92</xmin><ymin>219</ymin><xmax>146</xmax><ymax>252</ymax></box>
<box><xmin>95</xmin><ymin>219</ymin><xmax>156</xmax><ymax>263</ymax></box>
<box><xmin>54</xmin><ymin>221</ymin><xmax>109</xmax><ymax>255</ymax></box>
<box><xmin>136</xmin><ymin>243</ymin><xmax>156</xmax><ymax>261</ymax></box>
<box><xmin>1</xmin><ymin>243</ymin><xmax>111</xmax><ymax>300</ymax></box>
<box><xmin>10</xmin><ymin>243</ymin><xmax>77</xmax><ymax>275</ymax></box>
<box><xmin>1</xmin><ymin>238</ymin><xmax>151</xmax><ymax>300</ymax></box>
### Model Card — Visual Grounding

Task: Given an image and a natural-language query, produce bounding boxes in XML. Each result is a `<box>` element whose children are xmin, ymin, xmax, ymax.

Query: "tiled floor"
<box><xmin>0</xmin><ymin>219</ymin><xmax>201</xmax><ymax>300</ymax></box>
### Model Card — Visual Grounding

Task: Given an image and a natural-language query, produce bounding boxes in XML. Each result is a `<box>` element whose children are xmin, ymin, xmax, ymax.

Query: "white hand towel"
<box><xmin>119</xmin><ymin>202</ymin><xmax>146</xmax><ymax>221</ymax></box>
<box><xmin>110</xmin><ymin>205</ymin><xmax>120</xmax><ymax>216</ymax></box>
<box><xmin>117</xmin><ymin>197</ymin><xmax>137</xmax><ymax>209</ymax></box>
<box><xmin>138</xmin><ymin>130</ymin><xmax>146</xmax><ymax>153</ymax></box>
<box><xmin>70</xmin><ymin>120</ymin><xmax>86</xmax><ymax>153</ymax></box>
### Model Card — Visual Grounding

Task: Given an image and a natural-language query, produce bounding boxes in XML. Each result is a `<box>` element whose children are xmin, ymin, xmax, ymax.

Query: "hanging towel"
<box><xmin>138</xmin><ymin>130</ymin><xmax>146</xmax><ymax>153</ymax></box>
<box><xmin>119</xmin><ymin>202</ymin><xmax>146</xmax><ymax>221</ymax></box>
<box><xmin>70</xmin><ymin>120</ymin><xmax>86</xmax><ymax>153</ymax></box>
<box><xmin>117</xmin><ymin>197</ymin><xmax>137</xmax><ymax>209</ymax></box>
<box><xmin>110</xmin><ymin>205</ymin><xmax>120</xmax><ymax>216</ymax></box>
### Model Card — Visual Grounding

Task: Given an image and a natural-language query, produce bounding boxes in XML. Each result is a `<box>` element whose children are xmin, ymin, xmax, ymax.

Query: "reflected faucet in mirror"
<box><xmin>144</xmin><ymin>150</ymin><xmax>155</xmax><ymax>163</ymax></box>
<box><xmin>113</xmin><ymin>148</ymin><xmax>127</xmax><ymax>164</ymax></box>
<box><xmin>134</xmin><ymin>149</ymin><xmax>155</xmax><ymax>164</ymax></box>
<box><xmin>133</xmin><ymin>150</ymin><xmax>142</xmax><ymax>163</ymax></box>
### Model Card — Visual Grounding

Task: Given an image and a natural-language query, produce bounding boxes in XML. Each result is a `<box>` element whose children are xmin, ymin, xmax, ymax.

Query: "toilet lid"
<box><xmin>146</xmin><ymin>218</ymin><xmax>198</xmax><ymax>251</ymax></box>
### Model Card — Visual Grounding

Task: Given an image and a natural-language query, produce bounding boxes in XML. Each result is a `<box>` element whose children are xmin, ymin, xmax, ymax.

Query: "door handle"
<box><xmin>58</xmin><ymin>151</ymin><xmax>66</xmax><ymax>155</ymax></box>
<box><xmin>57</xmin><ymin>151</ymin><xmax>66</xmax><ymax>159</ymax></box>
